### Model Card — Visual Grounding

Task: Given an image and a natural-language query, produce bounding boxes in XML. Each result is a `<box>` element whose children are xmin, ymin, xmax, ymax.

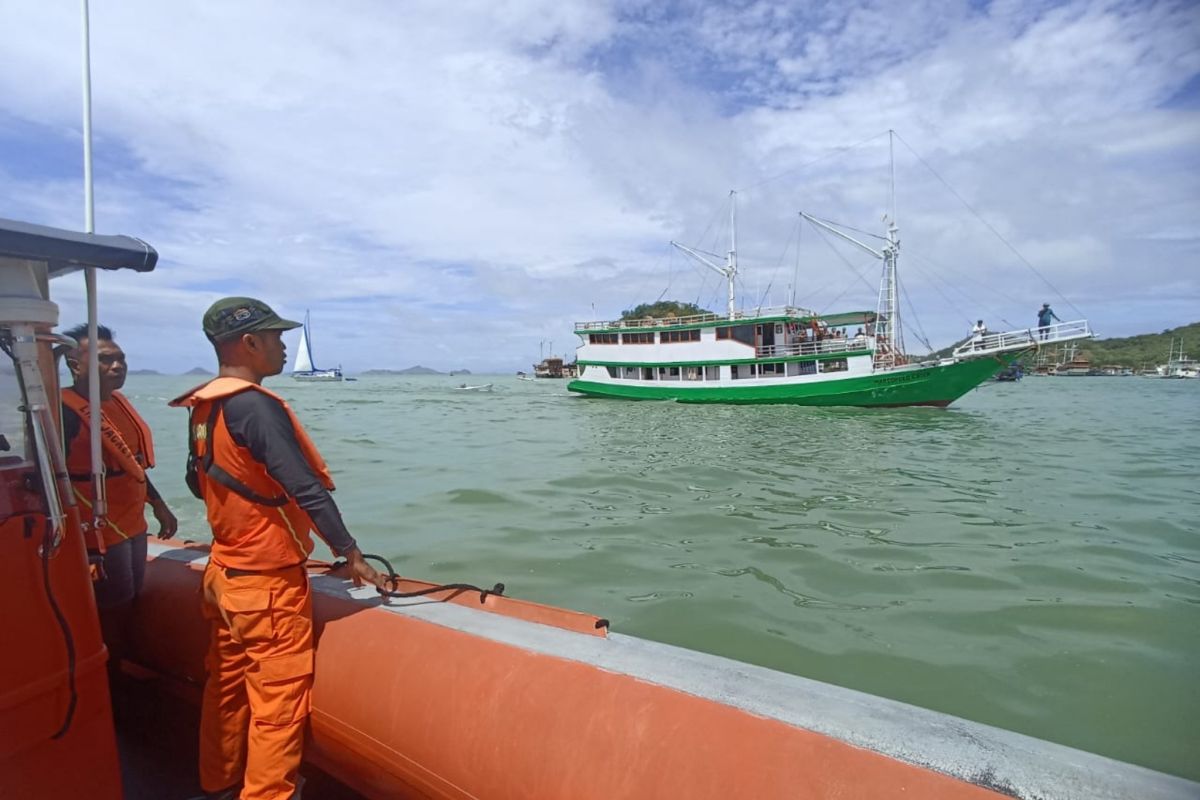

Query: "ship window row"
<box><xmin>603</xmin><ymin>366</ymin><xmax>721</xmax><ymax>381</ymax></box>
<box><xmin>598</xmin><ymin>359</ymin><xmax>850</xmax><ymax>381</ymax></box>
<box><xmin>588</xmin><ymin>329</ymin><xmax>702</xmax><ymax>344</ymax></box>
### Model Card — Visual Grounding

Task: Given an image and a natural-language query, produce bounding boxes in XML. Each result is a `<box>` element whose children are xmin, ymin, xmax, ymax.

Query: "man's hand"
<box><xmin>344</xmin><ymin>547</ymin><xmax>386</xmax><ymax>590</ymax></box>
<box><xmin>151</xmin><ymin>500</ymin><xmax>178</xmax><ymax>540</ymax></box>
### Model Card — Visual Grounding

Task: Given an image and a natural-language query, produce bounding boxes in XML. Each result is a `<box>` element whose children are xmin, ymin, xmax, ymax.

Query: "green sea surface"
<box><xmin>127</xmin><ymin>374</ymin><xmax>1200</xmax><ymax>780</ymax></box>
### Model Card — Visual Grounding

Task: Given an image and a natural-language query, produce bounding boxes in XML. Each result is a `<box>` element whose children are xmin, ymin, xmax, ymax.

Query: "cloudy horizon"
<box><xmin>1</xmin><ymin>0</ymin><xmax>1197</xmax><ymax>373</ymax></box>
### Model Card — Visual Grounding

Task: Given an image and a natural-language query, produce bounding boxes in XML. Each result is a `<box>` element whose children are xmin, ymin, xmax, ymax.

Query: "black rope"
<box><xmin>356</xmin><ymin>554</ymin><xmax>505</xmax><ymax>604</ymax></box>
<box><xmin>39</xmin><ymin>516</ymin><xmax>77</xmax><ymax>739</ymax></box>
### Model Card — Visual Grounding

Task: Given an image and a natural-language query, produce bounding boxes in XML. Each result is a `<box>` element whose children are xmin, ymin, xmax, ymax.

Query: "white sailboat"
<box><xmin>292</xmin><ymin>310</ymin><xmax>343</xmax><ymax>382</ymax></box>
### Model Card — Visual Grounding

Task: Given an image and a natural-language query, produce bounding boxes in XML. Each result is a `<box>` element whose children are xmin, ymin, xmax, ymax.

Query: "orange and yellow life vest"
<box><xmin>62</xmin><ymin>388</ymin><xmax>155</xmax><ymax>547</ymax></box>
<box><xmin>170</xmin><ymin>377</ymin><xmax>335</xmax><ymax>571</ymax></box>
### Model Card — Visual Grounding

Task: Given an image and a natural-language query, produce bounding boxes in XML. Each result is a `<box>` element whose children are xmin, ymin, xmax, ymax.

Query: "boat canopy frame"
<box><xmin>0</xmin><ymin>217</ymin><xmax>158</xmax><ymax>278</ymax></box>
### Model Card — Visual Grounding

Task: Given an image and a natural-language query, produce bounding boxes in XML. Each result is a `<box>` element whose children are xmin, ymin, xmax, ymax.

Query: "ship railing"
<box><xmin>574</xmin><ymin>305</ymin><xmax>815</xmax><ymax>331</ymax></box>
<box><xmin>952</xmin><ymin>319</ymin><xmax>1092</xmax><ymax>359</ymax></box>
<box><xmin>757</xmin><ymin>337</ymin><xmax>870</xmax><ymax>359</ymax></box>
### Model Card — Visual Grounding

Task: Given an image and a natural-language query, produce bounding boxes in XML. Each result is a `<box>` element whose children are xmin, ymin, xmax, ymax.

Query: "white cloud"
<box><xmin>0</xmin><ymin>0</ymin><xmax>1196</xmax><ymax>370</ymax></box>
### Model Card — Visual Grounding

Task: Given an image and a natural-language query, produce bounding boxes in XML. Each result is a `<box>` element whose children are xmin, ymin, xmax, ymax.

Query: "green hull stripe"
<box><xmin>579</xmin><ymin>349</ymin><xmax>871</xmax><ymax>368</ymax></box>
<box><xmin>566</xmin><ymin>355</ymin><xmax>1017</xmax><ymax>407</ymax></box>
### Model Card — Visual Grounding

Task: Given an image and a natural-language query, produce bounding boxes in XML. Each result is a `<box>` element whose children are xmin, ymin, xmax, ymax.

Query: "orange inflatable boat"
<box><xmin>2</xmin><ymin>219</ymin><xmax>1197</xmax><ymax>799</ymax></box>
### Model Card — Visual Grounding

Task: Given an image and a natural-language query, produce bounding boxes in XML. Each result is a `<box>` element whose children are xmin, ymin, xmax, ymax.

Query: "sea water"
<box><xmin>126</xmin><ymin>374</ymin><xmax>1200</xmax><ymax>780</ymax></box>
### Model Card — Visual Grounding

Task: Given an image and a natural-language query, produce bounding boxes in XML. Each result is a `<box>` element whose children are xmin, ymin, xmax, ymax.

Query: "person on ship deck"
<box><xmin>172</xmin><ymin>298</ymin><xmax>384</xmax><ymax>800</ymax></box>
<box><xmin>60</xmin><ymin>322</ymin><xmax>178</xmax><ymax>677</ymax></box>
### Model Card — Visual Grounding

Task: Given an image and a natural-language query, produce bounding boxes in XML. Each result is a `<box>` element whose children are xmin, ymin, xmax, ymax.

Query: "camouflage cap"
<box><xmin>202</xmin><ymin>297</ymin><xmax>301</xmax><ymax>341</ymax></box>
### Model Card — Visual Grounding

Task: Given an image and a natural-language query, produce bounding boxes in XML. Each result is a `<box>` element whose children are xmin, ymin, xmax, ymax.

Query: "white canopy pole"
<box><xmin>82</xmin><ymin>0</ymin><xmax>106</xmax><ymax>530</ymax></box>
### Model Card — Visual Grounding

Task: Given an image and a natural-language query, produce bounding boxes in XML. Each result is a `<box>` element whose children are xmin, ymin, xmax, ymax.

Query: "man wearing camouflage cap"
<box><xmin>172</xmin><ymin>297</ymin><xmax>383</xmax><ymax>800</ymax></box>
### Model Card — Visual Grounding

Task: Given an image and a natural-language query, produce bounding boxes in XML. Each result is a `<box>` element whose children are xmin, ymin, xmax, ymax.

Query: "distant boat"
<box><xmin>454</xmin><ymin>383</ymin><xmax>494</xmax><ymax>392</ymax></box>
<box><xmin>292</xmin><ymin>310</ymin><xmax>343</xmax><ymax>382</ymax></box>
<box><xmin>1151</xmin><ymin>337</ymin><xmax>1199</xmax><ymax>379</ymax></box>
<box><xmin>993</xmin><ymin>363</ymin><xmax>1023</xmax><ymax>382</ymax></box>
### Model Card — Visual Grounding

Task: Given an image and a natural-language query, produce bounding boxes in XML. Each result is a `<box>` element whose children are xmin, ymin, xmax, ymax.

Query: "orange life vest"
<box><xmin>62</xmin><ymin>388</ymin><xmax>155</xmax><ymax>547</ymax></box>
<box><xmin>170</xmin><ymin>377</ymin><xmax>335</xmax><ymax>571</ymax></box>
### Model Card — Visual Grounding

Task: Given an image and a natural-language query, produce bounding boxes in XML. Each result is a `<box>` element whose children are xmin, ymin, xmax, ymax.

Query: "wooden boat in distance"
<box><xmin>568</xmin><ymin>150</ymin><xmax>1093</xmax><ymax>407</ymax></box>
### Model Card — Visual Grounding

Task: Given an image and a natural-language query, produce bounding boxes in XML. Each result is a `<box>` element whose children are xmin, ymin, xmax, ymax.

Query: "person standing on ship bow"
<box><xmin>60</xmin><ymin>323</ymin><xmax>178</xmax><ymax>677</ymax></box>
<box><xmin>1037</xmin><ymin>303</ymin><xmax>1060</xmax><ymax>340</ymax></box>
<box><xmin>172</xmin><ymin>298</ymin><xmax>383</xmax><ymax>800</ymax></box>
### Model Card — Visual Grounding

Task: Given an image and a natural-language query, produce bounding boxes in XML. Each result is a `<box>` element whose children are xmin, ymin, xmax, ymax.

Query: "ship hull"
<box><xmin>293</xmin><ymin>370</ymin><xmax>343</xmax><ymax>382</ymax></box>
<box><xmin>567</xmin><ymin>353</ymin><xmax>1019</xmax><ymax>407</ymax></box>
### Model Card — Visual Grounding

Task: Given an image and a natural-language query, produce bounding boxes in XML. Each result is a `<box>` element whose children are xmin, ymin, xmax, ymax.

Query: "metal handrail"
<box><xmin>952</xmin><ymin>319</ymin><xmax>1092</xmax><ymax>359</ymax></box>
<box><xmin>574</xmin><ymin>305</ymin><xmax>815</xmax><ymax>331</ymax></box>
<box><xmin>757</xmin><ymin>337</ymin><xmax>870</xmax><ymax>358</ymax></box>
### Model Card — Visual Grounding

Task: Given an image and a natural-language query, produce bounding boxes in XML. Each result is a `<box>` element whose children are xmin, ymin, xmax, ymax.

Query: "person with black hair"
<box><xmin>60</xmin><ymin>322</ymin><xmax>177</xmax><ymax>674</ymax></box>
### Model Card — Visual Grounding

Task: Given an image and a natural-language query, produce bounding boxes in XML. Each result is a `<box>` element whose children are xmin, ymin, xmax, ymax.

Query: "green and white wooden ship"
<box><xmin>569</xmin><ymin>191</ymin><xmax>1092</xmax><ymax>407</ymax></box>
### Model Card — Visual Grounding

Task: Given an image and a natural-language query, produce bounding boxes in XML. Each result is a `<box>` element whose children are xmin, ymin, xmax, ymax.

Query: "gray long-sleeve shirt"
<box><xmin>221</xmin><ymin>390</ymin><xmax>357</xmax><ymax>556</ymax></box>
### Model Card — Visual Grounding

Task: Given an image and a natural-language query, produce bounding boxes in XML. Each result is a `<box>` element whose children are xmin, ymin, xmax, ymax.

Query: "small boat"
<box><xmin>1151</xmin><ymin>337</ymin><xmax>1200</xmax><ymax>378</ymax></box>
<box><xmin>993</xmin><ymin>363</ymin><xmax>1023</xmax><ymax>382</ymax></box>
<box><xmin>292</xmin><ymin>310</ymin><xmax>343</xmax><ymax>382</ymax></box>
<box><xmin>454</xmin><ymin>382</ymin><xmax>494</xmax><ymax>392</ymax></box>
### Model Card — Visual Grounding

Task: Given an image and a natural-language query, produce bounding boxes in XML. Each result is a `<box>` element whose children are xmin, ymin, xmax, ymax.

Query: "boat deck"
<box><xmin>113</xmin><ymin>669</ymin><xmax>364</xmax><ymax>800</ymax></box>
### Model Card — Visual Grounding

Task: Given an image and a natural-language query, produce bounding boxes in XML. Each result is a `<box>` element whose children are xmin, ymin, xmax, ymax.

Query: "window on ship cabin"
<box><xmin>820</xmin><ymin>359</ymin><xmax>848</xmax><ymax>373</ymax></box>
<box><xmin>606</xmin><ymin>366</ymin><xmax>619</xmax><ymax>378</ymax></box>
<box><xmin>787</xmin><ymin>361</ymin><xmax>817</xmax><ymax>377</ymax></box>
<box><xmin>705</xmin><ymin>365</ymin><xmax>720</xmax><ymax>380</ymax></box>
<box><xmin>684</xmin><ymin>367</ymin><xmax>702</xmax><ymax>381</ymax></box>
<box><xmin>622</xmin><ymin>367</ymin><xmax>639</xmax><ymax>379</ymax></box>
<box><xmin>658</xmin><ymin>366</ymin><xmax>681</xmax><ymax>381</ymax></box>
<box><xmin>731</xmin><ymin>363</ymin><xmax>757</xmax><ymax>380</ymax></box>
<box><xmin>661</xmin><ymin>329</ymin><xmax>700</xmax><ymax>343</ymax></box>
<box><xmin>589</xmin><ymin>333</ymin><xmax>618</xmax><ymax>344</ymax></box>
<box><xmin>761</xmin><ymin>362</ymin><xmax>786</xmax><ymax>378</ymax></box>
<box><xmin>622</xmin><ymin>332</ymin><xmax>655</xmax><ymax>344</ymax></box>
<box><xmin>641</xmin><ymin>367</ymin><xmax>655</xmax><ymax>380</ymax></box>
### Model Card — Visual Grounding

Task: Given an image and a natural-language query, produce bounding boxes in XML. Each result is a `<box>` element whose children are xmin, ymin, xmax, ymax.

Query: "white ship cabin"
<box><xmin>573</xmin><ymin>306</ymin><xmax>877</xmax><ymax>384</ymax></box>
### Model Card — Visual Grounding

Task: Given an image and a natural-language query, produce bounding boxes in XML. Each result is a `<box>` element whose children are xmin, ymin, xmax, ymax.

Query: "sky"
<box><xmin>1</xmin><ymin>0</ymin><xmax>1197</xmax><ymax>373</ymax></box>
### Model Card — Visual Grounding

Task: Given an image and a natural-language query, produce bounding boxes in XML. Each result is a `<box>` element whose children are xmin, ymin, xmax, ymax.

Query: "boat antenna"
<box><xmin>672</xmin><ymin>190</ymin><xmax>739</xmax><ymax>319</ymax></box>
<box><xmin>82</xmin><ymin>0</ymin><xmax>107</xmax><ymax>533</ymax></box>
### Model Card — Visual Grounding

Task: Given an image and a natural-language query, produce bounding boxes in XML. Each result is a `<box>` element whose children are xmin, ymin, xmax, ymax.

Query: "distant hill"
<box><xmin>448</xmin><ymin>369</ymin><xmax>472</xmax><ymax>376</ymax></box>
<box><xmin>621</xmin><ymin>300</ymin><xmax>713</xmax><ymax>320</ymax></box>
<box><xmin>1075</xmin><ymin>322</ymin><xmax>1199</xmax><ymax>368</ymax></box>
<box><xmin>128</xmin><ymin>368</ymin><xmax>161</xmax><ymax>375</ymax></box>
<box><xmin>362</xmin><ymin>365</ymin><xmax>443</xmax><ymax>375</ymax></box>
<box><xmin>183</xmin><ymin>366</ymin><xmax>213</xmax><ymax>376</ymax></box>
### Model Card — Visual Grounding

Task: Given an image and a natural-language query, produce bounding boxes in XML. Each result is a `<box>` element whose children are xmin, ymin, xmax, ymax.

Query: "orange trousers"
<box><xmin>199</xmin><ymin>563</ymin><xmax>314</xmax><ymax>800</ymax></box>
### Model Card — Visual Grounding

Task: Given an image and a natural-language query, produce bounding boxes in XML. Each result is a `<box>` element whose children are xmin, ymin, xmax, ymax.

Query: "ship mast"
<box><xmin>672</xmin><ymin>190</ymin><xmax>739</xmax><ymax>319</ymax></box>
<box><xmin>876</xmin><ymin>129</ymin><xmax>904</xmax><ymax>370</ymax></box>
<box><xmin>798</xmin><ymin>132</ymin><xmax>906</xmax><ymax>371</ymax></box>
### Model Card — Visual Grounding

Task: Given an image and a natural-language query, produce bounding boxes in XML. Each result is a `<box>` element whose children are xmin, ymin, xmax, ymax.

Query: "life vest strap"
<box><xmin>204</xmin><ymin>462</ymin><xmax>289</xmax><ymax>507</ymax></box>
<box><xmin>192</xmin><ymin>400</ymin><xmax>289</xmax><ymax>508</ymax></box>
